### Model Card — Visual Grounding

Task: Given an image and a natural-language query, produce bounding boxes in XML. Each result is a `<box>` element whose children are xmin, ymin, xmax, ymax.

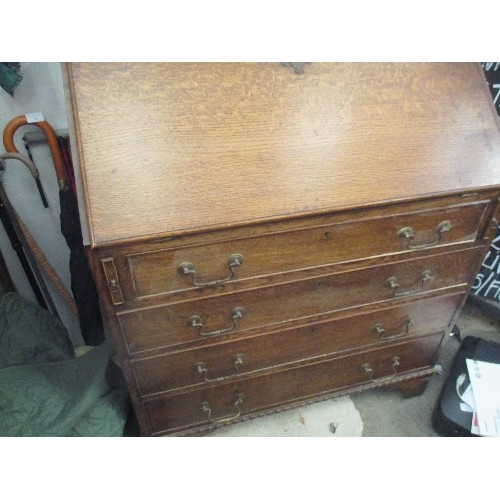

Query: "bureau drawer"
<box><xmin>144</xmin><ymin>333</ymin><xmax>444</xmax><ymax>435</ymax></box>
<box><xmin>122</xmin><ymin>199</ymin><xmax>489</xmax><ymax>301</ymax></box>
<box><xmin>132</xmin><ymin>292</ymin><xmax>463</xmax><ymax>396</ymax></box>
<box><xmin>119</xmin><ymin>246</ymin><xmax>480</xmax><ymax>353</ymax></box>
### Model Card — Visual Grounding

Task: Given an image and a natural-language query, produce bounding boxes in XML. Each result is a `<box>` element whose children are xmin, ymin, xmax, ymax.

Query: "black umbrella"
<box><xmin>3</xmin><ymin>116</ymin><xmax>105</xmax><ymax>345</ymax></box>
<box><xmin>58</xmin><ymin>139</ymin><xmax>105</xmax><ymax>346</ymax></box>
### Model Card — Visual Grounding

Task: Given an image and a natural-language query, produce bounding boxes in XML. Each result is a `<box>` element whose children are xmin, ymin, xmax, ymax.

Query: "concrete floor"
<box><xmin>351</xmin><ymin>302</ymin><xmax>500</xmax><ymax>437</ymax></box>
<box><xmin>206</xmin><ymin>300</ymin><xmax>500</xmax><ymax>437</ymax></box>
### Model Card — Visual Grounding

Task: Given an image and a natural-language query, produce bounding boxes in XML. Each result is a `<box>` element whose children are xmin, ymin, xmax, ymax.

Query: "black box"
<box><xmin>432</xmin><ymin>335</ymin><xmax>500</xmax><ymax>437</ymax></box>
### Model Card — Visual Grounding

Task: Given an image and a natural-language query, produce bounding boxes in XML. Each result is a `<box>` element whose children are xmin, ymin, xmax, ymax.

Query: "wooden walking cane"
<box><xmin>0</xmin><ymin>152</ymin><xmax>77</xmax><ymax>316</ymax></box>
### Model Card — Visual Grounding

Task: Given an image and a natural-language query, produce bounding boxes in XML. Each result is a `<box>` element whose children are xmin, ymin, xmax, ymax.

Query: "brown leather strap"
<box><xmin>2</xmin><ymin>115</ymin><xmax>68</xmax><ymax>188</ymax></box>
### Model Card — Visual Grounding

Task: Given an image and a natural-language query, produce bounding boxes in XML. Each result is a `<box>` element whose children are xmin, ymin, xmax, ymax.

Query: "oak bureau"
<box><xmin>64</xmin><ymin>63</ymin><xmax>500</xmax><ymax>436</ymax></box>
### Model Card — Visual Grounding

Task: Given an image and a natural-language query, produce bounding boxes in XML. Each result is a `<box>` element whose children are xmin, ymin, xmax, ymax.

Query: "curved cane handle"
<box><xmin>3</xmin><ymin>115</ymin><xmax>68</xmax><ymax>189</ymax></box>
<box><xmin>178</xmin><ymin>254</ymin><xmax>243</xmax><ymax>288</ymax></box>
<box><xmin>200</xmin><ymin>394</ymin><xmax>244</xmax><ymax>424</ymax></box>
<box><xmin>0</xmin><ymin>152</ymin><xmax>39</xmax><ymax>178</ymax></box>
<box><xmin>398</xmin><ymin>221</ymin><xmax>451</xmax><ymax>249</ymax></box>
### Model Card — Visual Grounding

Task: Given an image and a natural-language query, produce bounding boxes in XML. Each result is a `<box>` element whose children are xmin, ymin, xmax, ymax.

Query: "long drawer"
<box><xmin>117</xmin><ymin>198</ymin><xmax>490</xmax><ymax>302</ymax></box>
<box><xmin>132</xmin><ymin>292</ymin><xmax>464</xmax><ymax>396</ymax></box>
<box><xmin>143</xmin><ymin>333</ymin><xmax>444</xmax><ymax>435</ymax></box>
<box><xmin>119</xmin><ymin>246</ymin><xmax>481</xmax><ymax>353</ymax></box>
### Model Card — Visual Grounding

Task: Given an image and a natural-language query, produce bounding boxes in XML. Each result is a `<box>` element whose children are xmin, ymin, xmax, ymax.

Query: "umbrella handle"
<box><xmin>0</xmin><ymin>152</ymin><xmax>39</xmax><ymax>179</ymax></box>
<box><xmin>0</xmin><ymin>152</ymin><xmax>49</xmax><ymax>208</ymax></box>
<box><xmin>3</xmin><ymin>116</ymin><xmax>69</xmax><ymax>190</ymax></box>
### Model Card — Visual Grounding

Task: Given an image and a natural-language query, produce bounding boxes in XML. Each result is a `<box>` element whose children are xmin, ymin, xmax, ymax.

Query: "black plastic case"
<box><xmin>432</xmin><ymin>335</ymin><xmax>500</xmax><ymax>437</ymax></box>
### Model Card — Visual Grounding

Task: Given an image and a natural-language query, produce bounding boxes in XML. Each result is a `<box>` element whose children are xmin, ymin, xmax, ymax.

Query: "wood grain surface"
<box><xmin>143</xmin><ymin>332</ymin><xmax>444</xmax><ymax>435</ymax></box>
<box><xmin>67</xmin><ymin>63</ymin><xmax>500</xmax><ymax>246</ymax></box>
<box><xmin>66</xmin><ymin>63</ymin><xmax>500</xmax><ymax>437</ymax></box>
<box><xmin>123</xmin><ymin>198</ymin><xmax>488</xmax><ymax>300</ymax></box>
<box><xmin>117</xmin><ymin>246</ymin><xmax>481</xmax><ymax>353</ymax></box>
<box><xmin>131</xmin><ymin>292</ymin><xmax>463</xmax><ymax>396</ymax></box>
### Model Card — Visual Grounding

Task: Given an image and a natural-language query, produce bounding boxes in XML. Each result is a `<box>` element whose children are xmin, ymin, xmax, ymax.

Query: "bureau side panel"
<box><xmin>85</xmin><ymin>250</ymin><xmax>153</xmax><ymax>436</ymax></box>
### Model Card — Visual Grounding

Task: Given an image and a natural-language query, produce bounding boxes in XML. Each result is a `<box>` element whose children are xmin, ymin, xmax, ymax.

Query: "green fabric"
<box><xmin>0</xmin><ymin>292</ymin><xmax>74</xmax><ymax>368</ymax></box>
<box><xmin>0</xmin><ymin>293</ymin><xmax>129</xmax><ymax>436</ymax></box>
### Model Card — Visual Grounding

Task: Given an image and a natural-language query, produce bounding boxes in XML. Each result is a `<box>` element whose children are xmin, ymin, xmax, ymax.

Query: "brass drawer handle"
<box><xmin>362</xmin><ymin>363</ymin><xmax>374</xmax><ymax>382</ymax></box>
<box><xmin>362</xmin><ymin>357</ymin><xmax>401</xmax><ymax>382</ymax></box>
<box><xmin>391</xmin><ymin>356</ymin><xmax>400</xmax><ymax>375</ymax></box>
<box><xmin>385</xmin><ymin>270</ymin><xmax>432</xmax><ymax>297</ymax></box>
<box><xmin>195</xmin><ymin>354</ymin><xmax>245</xmax><ymax>382</ymax></box>
<box><xmin>178</xmin><ymin>254</ymin><xmax>243</xmax><ymax>288</ymax></box>
<box><xmin>200</xmin><ymin>394</ymin><xmax>244</xmax><ymax>424</ymax></box>
<box><xmin>398</xmin><ymin>220</ymin><xmax>451</xmax><ymax>249</ymax></box>
<box><xmin>188</xmin><ymin>307</ymin><xmax>245</xmax><ymax>337</ymax></box>
<box><xmin>374</xmin><ymin>319</ymin><xmax>414</xmax><ymax>341</ymax></box>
